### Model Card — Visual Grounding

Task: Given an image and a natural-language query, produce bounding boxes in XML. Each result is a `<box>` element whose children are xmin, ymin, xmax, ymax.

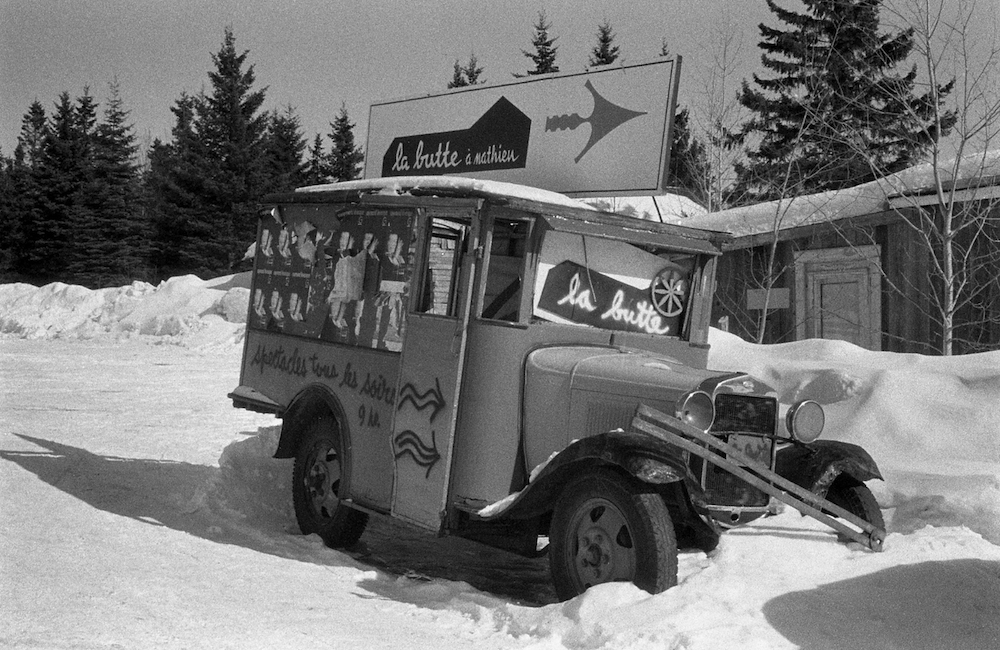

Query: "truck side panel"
<box><xmin>239</xmin><ymin>329</ymin><xmax>400</xmax><ymax>509</ymax></box>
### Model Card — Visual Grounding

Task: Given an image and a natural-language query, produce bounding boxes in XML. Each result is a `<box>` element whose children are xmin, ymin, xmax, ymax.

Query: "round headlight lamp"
<box><xmin>786</xmin><ymin>400</ymin><xmax>825</xmax><ymax>443</ymax></box>
<box><xmin>675</xmin><ymin>390</ymin><xmax>715</xmax><ymax>432</ymax></box>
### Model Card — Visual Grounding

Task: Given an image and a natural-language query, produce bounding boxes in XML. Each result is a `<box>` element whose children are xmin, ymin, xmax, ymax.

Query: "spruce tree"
<box><xmin>0</xmin><ymin>152</ymin><xmax>19</xmax><ymax>277</ymax></box>
<box><xmin>4</xmin><ymin>102</ymin><xmax>49</xmax><ymax>278</ymax></box>
<box><xmin>16</xmin><ymin>101</ymin><xmax>48</xmax><ymax>168</ymax></box>
<box><xmin>327</xmin><ymin>104</ymin><xmax>364</xmax><ymax>182</ymax></box>
<box><xmin>26</xmin><ymin>92</ymin><xmax>90</xmax><ymax>283</ymax></box>
<box><xmin>447</xmin><ymin>54</ymin><xmax>485</xmax><ymax>88</ymax></box>
<box><xmin>521</xmin><ymin>11</ymin><xmax>559</xmax><ymax>76</ymax></box>
<box><xmin>463</xmin><ymin>54</ymin><xmax>484</xmax><ymax>85</ymax></box>
<box><xmin>147</xmin><ymin>27</ymin><xmax>270</xmax><ymax>278</ymax></box>
<box><xmin>262</xmin><ymin>106</ymin><xmax>308</xmax><ymax>193</ymax></box>
<box><xmin>589</xmin><ymin>20</ymin><xmax>620</xmax><ymax>67</ymax></box>
<box><xmin>666</xmin><ymin>108</ymin><xmax>711</xmax><ymax>206</ymax></box>
<box><xmin>198</xmin><ymin>26</ymin><xmax>269</xmax><ymax>269</ymax></box>
<box><xmin>733</xmin><ymin>0</ymin><xmax>955</xmax><ymax>202</ymax></box>
<box><xmin>146</xmin><ymin>94</ymin><xmax>228</xmax><ymax>279</ymax></box>
<box><xmin>302</xmin><ymin>134</ymin><xmax>331</xmax><ymax>185</ymax></box>
<box><xmin>87</xmin><ymin>80</ymin><xmax>149</xmax><ymax>285</ymax></box>
<box><xmin>448</xmin><ymin>60</ymin><xmax>468</xmax><ymax>88</ymax></box>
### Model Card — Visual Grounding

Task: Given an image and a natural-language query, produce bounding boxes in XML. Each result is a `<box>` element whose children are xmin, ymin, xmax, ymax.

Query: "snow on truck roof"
<box><xmin>296</xmin><ymin>175</ymin><xmax>595</xmax><ymax>211</ymax></box>
<box><xmin>286</xmin><ymin>175</ymin><xmax>728</xmax><ymax>252</ymax></box>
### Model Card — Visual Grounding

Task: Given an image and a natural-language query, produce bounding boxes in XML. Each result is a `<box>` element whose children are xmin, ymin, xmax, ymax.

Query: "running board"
<box><xmin>631</xmin><ymin>404</ymin><xmax>885</xmax><ymax>552</ymax></box>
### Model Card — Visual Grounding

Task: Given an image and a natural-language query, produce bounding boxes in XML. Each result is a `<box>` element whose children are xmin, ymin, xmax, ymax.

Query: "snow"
<box><xmin>686</xmin><ymin>148</ymin><xmax>1000</xmax><ymax>239</ymax></box>
<box><xmin>296</xmin><ymin>175</ymin><xmax>598</xmax><ymax>212</ymax></box>
<box><xmin>2</xmin><ymin>274</ymin><xmax>1000</xmax><ymax>649</ymax></box>
<box><xmin>581</xmin><ymin>194</ymin><xmax>708</xmax><ymax>222</ymax></box>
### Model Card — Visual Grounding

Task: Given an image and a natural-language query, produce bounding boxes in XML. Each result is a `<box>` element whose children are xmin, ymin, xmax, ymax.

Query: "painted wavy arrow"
<box><xmin>397</xmin><ymin>378</ymin><xmax>445</xmax><ymax>423</ymax></box>
<box><xmin>393</xmin><ymin>429</ymin><xmax>440</xmax><ymax>479</ymax></box>
<box><xmin>545</xmin><ymin>80</ymin><xmax>647</xmax><ymax>163</ymax></box>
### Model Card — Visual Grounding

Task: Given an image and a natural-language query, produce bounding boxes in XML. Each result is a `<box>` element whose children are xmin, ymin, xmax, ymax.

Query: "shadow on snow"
<box><xmin>763</xmin><ymin>559</ymin><xmax>1000</xmax><ymax>650</ymax></box>
<box><xmin>1</xmin><ymin>434</ymin><xmax>556</xmax><ymax>605</ymax></box>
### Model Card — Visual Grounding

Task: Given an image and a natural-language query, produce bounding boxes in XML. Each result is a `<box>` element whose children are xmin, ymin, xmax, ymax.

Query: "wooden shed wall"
<box><xmin>711</xmin><ymin>207</ymin><xmax>1000</xmax><ymax>354</ymax></box>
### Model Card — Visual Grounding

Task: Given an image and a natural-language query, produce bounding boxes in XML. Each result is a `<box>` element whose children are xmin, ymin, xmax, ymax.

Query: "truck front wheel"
<box><xmin>292</xmin><ymin>417</ymin><xmax>368</xmax><ymax>548</ymax></box>
<box><xmin>549</xmin><ymin>469</ymin><xmax>678</xmax><ymax>600</ymax></box>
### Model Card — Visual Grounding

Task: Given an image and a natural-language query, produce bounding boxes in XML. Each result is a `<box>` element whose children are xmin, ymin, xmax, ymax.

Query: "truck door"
<box><xmin>391</xmin><ymin>208</ymin><xmax>479</xmax><ymax>531</ymax></box>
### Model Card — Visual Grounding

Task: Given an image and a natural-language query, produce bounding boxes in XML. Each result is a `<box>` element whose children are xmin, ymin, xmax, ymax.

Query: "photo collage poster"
<box><xmin>250</xmin><ymin>205</ymin><xmax>415</xmax><ymax>351</ymax></box>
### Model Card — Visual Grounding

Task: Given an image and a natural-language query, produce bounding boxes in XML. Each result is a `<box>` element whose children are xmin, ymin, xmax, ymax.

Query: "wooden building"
<box><xmin>685</xmin><ymin>152</ymin><xmax>1000</xmax><ymax>354</ymax></box>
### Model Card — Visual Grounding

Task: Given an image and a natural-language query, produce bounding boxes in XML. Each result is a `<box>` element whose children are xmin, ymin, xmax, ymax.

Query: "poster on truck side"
<box><xmin>365</xmin><ymin>57</ymin><xmax>681</xmax><ymax>197</ymax></box>
<box><xmin>250</xmin><ymin>205</ymin><xmax>415</xmax><ymax>351</ymax></box>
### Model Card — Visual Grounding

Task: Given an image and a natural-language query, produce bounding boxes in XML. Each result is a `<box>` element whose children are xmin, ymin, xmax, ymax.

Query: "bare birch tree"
<box><xmin>833</xmin><ymin>0</ymin><xmax>1000</xmax><ymax>354</ymax></box>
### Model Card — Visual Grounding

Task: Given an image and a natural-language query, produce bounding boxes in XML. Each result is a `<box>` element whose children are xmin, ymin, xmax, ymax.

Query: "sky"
<box><xmin>0</xmin><ymin>0</ymin><xmax>774</xmax><ymax>160</ymax></box>
<box><xmin>3</xmin><ymin>1</ymin><xmax>997</xmax><ymax>169</ymax></box>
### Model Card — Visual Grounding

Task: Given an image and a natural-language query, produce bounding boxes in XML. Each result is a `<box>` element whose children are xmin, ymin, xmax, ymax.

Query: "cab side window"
<box><xmin>414</xmin><ymin>217</ymin><xmax>472</xmax><ymax>317</ymax></box>
<box><xmin>480</xmin><ymin>218</ymin><xmax>530</xmax><ymax>322</ymax></box>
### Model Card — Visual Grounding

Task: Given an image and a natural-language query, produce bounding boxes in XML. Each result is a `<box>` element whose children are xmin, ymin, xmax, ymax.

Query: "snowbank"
<box><xmin>0</xmin><ymin>273</ymin><xmax>251</xmax><ymax>348</ymax></box>
<box><xmin>708</xmin><ymin>328</ymin><xmax>1000</xmax><ymax>545</ymax></box>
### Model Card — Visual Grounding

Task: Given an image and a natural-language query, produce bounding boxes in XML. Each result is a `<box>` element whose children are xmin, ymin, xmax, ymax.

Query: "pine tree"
<box><xmin>521</xmin><ymin>11</ymin><xmax>559</xmax><ymax>76</ymax></box>
<box><xmin>302</xmin><ymin>134</ymin><xmax>331</xmax><ymax>185</ymax></box>
<box><xmin>589</xmin><ymin>19</ymin><xmax>620</xmax><ymax>67</ymax></box>
<box><xmin>733</xmin><ymin>0</ymin><xmax>955</xmax><ymax>202</ymax></box>
<box><xmin>327</xmin><ymin>104</ymin><xmax>364</xmax><ymax>182</ymax></box>
<box><xmin>262</xmin><ymin>106</ymin><xmax>307</xmax><ymax>193</ymax></box>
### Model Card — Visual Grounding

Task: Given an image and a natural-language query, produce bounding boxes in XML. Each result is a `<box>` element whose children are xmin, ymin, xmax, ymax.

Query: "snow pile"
<box><xmin>709</xmin><ymin>328</ymin><xmax>1000</xmax><ymax>545</ymax></box>
<box><xmin>0</xmin><ymin>272</ymin><xmax>251</xmax><ymax>347</ymax></box>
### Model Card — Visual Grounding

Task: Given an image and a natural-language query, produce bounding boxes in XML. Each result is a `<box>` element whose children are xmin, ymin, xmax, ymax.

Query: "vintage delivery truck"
<box><xmin>230</xmin><ymin>176</ymin><xmax>886</xmax><ymax>599</ymax></box>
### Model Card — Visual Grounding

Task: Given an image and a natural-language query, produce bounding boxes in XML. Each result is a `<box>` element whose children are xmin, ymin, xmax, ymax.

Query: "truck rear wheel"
<box><xmin>549</xmin><ymin>469</ymin><xmax>678</xmax><ymax>600</ymax></box>
<box><xmin>826</xmin><ymin>477</ymin><xmax>884</xmax><ymax>530</ymax></box>
<box><xmin>292</xmin><ymin>417</ymin><xmax>368</xmax><ymax>548</ymax></box>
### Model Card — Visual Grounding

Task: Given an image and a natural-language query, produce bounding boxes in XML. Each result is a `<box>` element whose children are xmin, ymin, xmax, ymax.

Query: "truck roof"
<box><xmin>261</xmin><ymin>175</ymin><xmax>730</xmax><ymax>254</ymax></box>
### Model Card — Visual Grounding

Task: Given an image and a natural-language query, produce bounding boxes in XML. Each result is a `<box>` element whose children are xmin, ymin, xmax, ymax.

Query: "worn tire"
<box><xmin>549</xmin><ymin>469</ymin><xmax>678</xmax><ymax>600</ymax></box>
<box><xmin>826</xmin><ymin>478</ymin><xmax>885</xmax><ymax>530</ymax></box>
<box><xmin>292</xmin><ymin>417</ymin><xmax>368</xmax><ymax>548</ymax></box>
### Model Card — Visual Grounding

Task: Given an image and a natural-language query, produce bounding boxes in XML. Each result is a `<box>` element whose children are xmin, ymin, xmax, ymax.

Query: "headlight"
<box><xmin>786</xmin><ymin>400</ymin><xmax>824</xmax><ymax>443</ymax></box>
<box><xmin>675</xmin><ymin>390</ymin><xmax>715</xmax><ymax>432</ymax></box>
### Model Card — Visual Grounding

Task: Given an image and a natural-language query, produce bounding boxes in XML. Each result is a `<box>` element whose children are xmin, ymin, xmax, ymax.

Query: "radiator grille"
<box><xmin>698</xmin><ymin>393</ymin><xmax>776</xmax><ymax>507</ymax></box>
<box><xmin>713</xmin><ymin>393</ymin><xmax>777</xmax><ymax>434</ymax></box>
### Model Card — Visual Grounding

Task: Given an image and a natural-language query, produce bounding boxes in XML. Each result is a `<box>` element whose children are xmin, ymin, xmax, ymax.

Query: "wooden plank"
<box><xmin>632</xmin><ymin>404</ymin><xmax>886</xmax><ymax>551</ymax></box>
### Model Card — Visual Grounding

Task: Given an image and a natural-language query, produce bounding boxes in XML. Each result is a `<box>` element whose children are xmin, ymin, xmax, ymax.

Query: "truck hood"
<box><xmin>525</xmin><ymin>345</ymin><xmax>772</xmax><ymax>403</ymax></box>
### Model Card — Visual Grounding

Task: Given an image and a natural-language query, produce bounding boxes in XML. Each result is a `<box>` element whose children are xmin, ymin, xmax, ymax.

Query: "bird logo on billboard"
<box><xmin>545</xmin><ymin>80</ymin><xmax>647</xmax><ymax>163</ymax></box>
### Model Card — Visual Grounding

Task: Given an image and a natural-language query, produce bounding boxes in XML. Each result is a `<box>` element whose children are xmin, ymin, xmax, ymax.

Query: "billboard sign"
<box><xmin>365</xmin><ymin>57</ymin><xmax>681</xmax><ymax>197</ymax></box>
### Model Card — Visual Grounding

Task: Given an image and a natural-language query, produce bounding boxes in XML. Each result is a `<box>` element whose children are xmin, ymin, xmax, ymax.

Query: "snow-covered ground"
<box><xmin>1</xmin><ymin>274</ymin><xmax>999</xmax><ymax>649</ymax></box>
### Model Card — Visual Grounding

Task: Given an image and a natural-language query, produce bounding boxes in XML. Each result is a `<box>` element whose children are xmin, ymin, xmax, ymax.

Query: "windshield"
<box><xmin>532</xmin><ymin>230</ymin><xmax>697</xmax><ymax>337</ymax></box>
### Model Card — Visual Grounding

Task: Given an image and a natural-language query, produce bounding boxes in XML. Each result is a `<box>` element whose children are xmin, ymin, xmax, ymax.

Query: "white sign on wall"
<box><xmin>365</xmin><ymin>57</ymin><xmax>681</xmax><ymax>197</ymax></box>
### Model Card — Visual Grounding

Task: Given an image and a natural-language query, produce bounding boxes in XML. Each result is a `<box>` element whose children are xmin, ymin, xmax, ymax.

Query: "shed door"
<box><xmin>795</xmin><ymin>246</ymin><xmax>881</xmax><ymax>350</ymax></box>
<box><xmin>391</xmin><ymin>210</ymin><xmax>479</xmax><ymax>531</ymax></box>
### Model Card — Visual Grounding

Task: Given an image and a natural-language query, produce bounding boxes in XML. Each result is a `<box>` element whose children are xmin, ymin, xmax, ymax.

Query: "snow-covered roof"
<box><xmin>296</xmin><ymin>175</ymin><xmax>597</xmax><ymax>212</ymax></box>
<box><xmin>581</xmin><ymin>193</ymin><xmax>708</xmax><ymax>223</ymax></box>
<box><xmin>684</xmin><ymin>149</ymin><xmax>1000</xmax><ymax>243</ymax></box>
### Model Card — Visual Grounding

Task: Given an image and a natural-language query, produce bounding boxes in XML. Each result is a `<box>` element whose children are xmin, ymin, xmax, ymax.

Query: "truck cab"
<box><xmin>231</xmin><ymin>176</ymin><xmax>884</xmax><ymax>599</ymax></box>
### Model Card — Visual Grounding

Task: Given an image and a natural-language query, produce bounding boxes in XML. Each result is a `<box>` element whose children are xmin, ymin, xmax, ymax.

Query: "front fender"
<box><xmin>479</xmin><ymin>429</ymin><xmax>703</xmax><ymax>521</ymax></box>
<box><xmin>775</xmin><ymin>440</ymin><xmax>883</xmax><ymax>497</ymax></box>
